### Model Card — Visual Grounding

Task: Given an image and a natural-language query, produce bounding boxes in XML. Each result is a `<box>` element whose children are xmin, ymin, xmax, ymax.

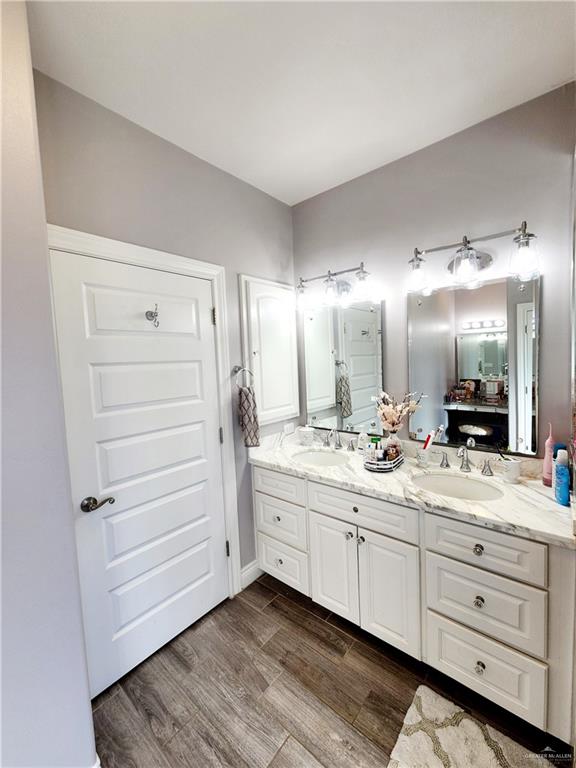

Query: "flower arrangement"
<box><xmin>374</xmin><ymin>391</ymin><xmax>424</xmax><ymax>434</ymax></box>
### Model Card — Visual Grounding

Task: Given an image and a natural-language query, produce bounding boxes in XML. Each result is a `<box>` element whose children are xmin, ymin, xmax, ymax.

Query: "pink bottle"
<box><xmin>542</xmin><ymin>423</ymin><xmax>554</xmax><ymax>487</ymax></box>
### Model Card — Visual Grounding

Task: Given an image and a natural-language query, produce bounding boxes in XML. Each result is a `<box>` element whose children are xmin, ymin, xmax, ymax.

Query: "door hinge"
<box><xmin>226</xmin><ymin>540</ymin><xmax>230</xmax><ymax>557</ymax></box>
<box><xmin>211</xmin><ymin>307</ymin><xmax>216</xmax><ymax>325</ymax></box>
<box><xmin>219</xmin><ymin>426</ymin><xmax>224</xmax><ymax>444</ymax></box>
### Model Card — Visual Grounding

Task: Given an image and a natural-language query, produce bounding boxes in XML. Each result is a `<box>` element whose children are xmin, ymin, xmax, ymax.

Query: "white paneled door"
<box><xmin>51</xmin><ymin>251</ymin><xmax>229</xmax><ymax>696</ymax></box>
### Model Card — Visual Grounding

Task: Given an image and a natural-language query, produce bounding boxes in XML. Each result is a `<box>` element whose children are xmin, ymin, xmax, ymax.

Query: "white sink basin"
<box><xmin>293</xmin><ymin>450</ymin><xmax>350</xmax><ymax>468</ymax></box>
<box><xmin>412</xmin><ymin>473</ymin><xmax>503</xmax><ymax>501</ymax></box>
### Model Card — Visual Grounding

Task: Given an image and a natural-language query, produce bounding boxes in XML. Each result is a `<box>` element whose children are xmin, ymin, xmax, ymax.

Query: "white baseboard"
<box><xmin>240</xmin><ymin>559</ymin><xmax>263</xmax><ymax>589</ymax></box>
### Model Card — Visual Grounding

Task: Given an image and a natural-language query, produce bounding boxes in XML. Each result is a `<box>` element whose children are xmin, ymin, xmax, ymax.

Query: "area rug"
<box><xmin>388</xmin><ymin>685</ymin><xmax>552</xmax><ymax>768</ymax></box>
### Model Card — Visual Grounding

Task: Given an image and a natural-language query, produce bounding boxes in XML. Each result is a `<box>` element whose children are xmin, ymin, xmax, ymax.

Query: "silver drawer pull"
<box><xmin>357</xmin><ymin>535</ymin><xmax>366</xmax><ymax>545</ymax></box>
<box><xmin>345</xmin><ymin>531</ymin><xmax>354</xmax><ymax>540</ymax></box>
<box><xmin>473</xmin><ymin>595</ymin><xmax>485</xmax><ymax>609</ymax></box>
<box><xmin>274</xmin><ymin>515</ymin><xmax>282</xmax><ymax>522</ymax></box>
<box><xmin>352</xmin><ymin>506</ymin><xmax>359</xmax><ymax>513</ymax></box>
<box><xmin>274</xmin><ymin>558</ymin><xmax>283</xmax><ymax>567</ymax></box>
<box><xmin>475</xmin><ymin>660</ymin><xmax>486</xmax><ymax>676</ymax></box>
<box><xmin>473</xmin><ymin>544</ymin><xmax>484</xmax><ymax>556</ymax></box>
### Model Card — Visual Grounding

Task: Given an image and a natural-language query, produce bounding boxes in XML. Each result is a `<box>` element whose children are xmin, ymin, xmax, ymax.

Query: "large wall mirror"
<box><xmin>408</xmin><ymin>277</ymin><xmax>540</xmax><ymax>455</ymax></box>
<box><xmin>302</xmin><ymin>301</ymin><xmax>386</xmax><ymax>434</ymax></box>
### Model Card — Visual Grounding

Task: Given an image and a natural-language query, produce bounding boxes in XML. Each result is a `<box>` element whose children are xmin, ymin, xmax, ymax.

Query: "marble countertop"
<box><xmin>248</xmin><ymin>437</ymin><xmax>576</xmax><ymax>549</ymax></box>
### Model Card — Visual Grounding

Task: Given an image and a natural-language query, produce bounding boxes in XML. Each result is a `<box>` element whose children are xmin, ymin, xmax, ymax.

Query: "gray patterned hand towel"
<box><xmin>336</xmin><ymin>373</ymin><xmax>353</xmax><ymax>419</ymax></box>
<box><xmin>238</xmin><ymin>385</ymin><xmax>260</xmax><ymax>447</ymax></box>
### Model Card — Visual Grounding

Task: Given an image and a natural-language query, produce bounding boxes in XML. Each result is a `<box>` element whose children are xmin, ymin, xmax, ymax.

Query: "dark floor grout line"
<box><xmin>264</xmin><ymin>733</ymin><xmax>290</xmax><ymax>767</ymax></box>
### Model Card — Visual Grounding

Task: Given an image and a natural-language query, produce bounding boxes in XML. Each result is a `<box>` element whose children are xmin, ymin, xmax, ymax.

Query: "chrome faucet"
<box><xmin>457</xmin><ymin>437</ymin><xmax>476</xmax><ymax>472</ymax></box>
<box><xmin>323</xmin><ymin>429</ymin><xmax>343</xmax><ymax>449</ymax></box>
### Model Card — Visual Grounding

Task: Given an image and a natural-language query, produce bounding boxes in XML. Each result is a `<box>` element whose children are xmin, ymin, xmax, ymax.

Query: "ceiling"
<box><xmin>28</xmin><ymin>2</ymin><xmax>575</xmax><ymax>205</ymax></box>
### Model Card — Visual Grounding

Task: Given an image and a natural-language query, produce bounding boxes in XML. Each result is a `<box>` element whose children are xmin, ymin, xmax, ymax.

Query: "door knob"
<box><xmin>80</xmin><ymin>496</ymin><xmax>115</xmax><ymax>513</ymax></box>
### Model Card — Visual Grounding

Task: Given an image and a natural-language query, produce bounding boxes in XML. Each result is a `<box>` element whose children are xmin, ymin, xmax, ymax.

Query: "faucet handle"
<box><xmin>322</xmin><ymin>430</ymin><xmax>331</xmax><ymax>448</ymax></box>
<box><xmin>481</xmin><ymin>458</ymin><xmax>494</xmax><ymax>476</ymax></box>
<box><xmin>333</xmin><ymin>431</ymin><xmax>343</xmax><ymax>450</ymax></box>
<box><xmin>431</xmin><ymin>450</ymin><xmax>450</xmax><ymax>468</ymax></box>
<box><xmin>347</xmin><ymin>438</ymin><xmax>357</xmax><ymax>452</ymax></box>
<box><xmin>466</xmin><ymin>437</ymin><xmax>476</xmax><ymax>449</ymax></box>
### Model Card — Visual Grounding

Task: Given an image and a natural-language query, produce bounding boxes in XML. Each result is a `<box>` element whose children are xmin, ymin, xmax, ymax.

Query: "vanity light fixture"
<box><xmin>296</xmin><ymin>261</ymin><xmax>378</xmax><ymax>309</ymax></box>
<box><xmin>510</xmin><ymin>221</ymin><xmax>540</xmax><ymax>282</ymax></box>
<box><xmin>410</xmin><ymin>220</ymin><xmax>540</xmax><ymax>294</ymax></box>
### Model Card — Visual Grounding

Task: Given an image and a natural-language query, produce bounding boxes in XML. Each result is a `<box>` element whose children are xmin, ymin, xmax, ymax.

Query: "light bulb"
<box><xmin>510</xmin><ymin>227</ymin><xmax>540</xmax><ymax>282</ymax></box>
<box><xmin>407</xmin><ymin>251</ymin><xmax>428</xmax><ymax>294</ymax></box>
<box><xmin>453</xmin><ymin>242</ymin><xmax>480</xmax><ymax>287</ymax></box>
<box><xmin>323</xmin><ymin>275</ymin><xmax>338</xmax><ymax>306</ymax></box>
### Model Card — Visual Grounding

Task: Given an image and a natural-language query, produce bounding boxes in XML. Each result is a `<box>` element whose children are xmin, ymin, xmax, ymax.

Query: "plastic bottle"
<box><xmin>555</xmin><ymin>449</ymin><xmax>570</xmax><ymax>507</ymax></box>
<box><xmin>542</xmin><ymin>423</ymin><xmax>554</xmax><ymax>487</ymax></box>
<box><xmin>552</xmin><ymin>443</ymin><xmax>567</xmax><ymax>494</ymax></box>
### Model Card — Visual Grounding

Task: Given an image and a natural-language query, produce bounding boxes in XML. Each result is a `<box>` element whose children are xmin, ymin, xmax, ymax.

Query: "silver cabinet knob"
<box><xmin>473</xmin><ymin>544</ymin><xmax>484</xmax><ymax>556</ymax></box>
<box><xmin>345</xmin><ymin>531</ymin><xmax>354</xmax><ymax>540</ymax></box>
<box><xmin>475</xmin><ymin>660</ymin><xmax>486</xmax><ymax>676</ymax></box>
<box><xmin>80</xmin><ymin>496</ymin><xmax>115</xmax><ymax>513</ymax></box>
<box><xmin>473</xmin><ymin>595</ymin><xmax>485</xmax><ymax>609</ymax></box>
<box><xmin>352</xmin><ymin>506</ymin><xmax>359</xmax><ymax>513</ymax></box>
<box><xmin>357</xmin><ymin>535</ymin><xmax>366</xmax><ymax>545</ymax></box>
<box><xmin>274</xmin><ymin>515</ymin><xmax>281</xmax><ymax>522</ymax></box>
<box><xmin>274</xmin><ymin>558</ymin><xmax>283</xmax><ymax>567</ymax></box>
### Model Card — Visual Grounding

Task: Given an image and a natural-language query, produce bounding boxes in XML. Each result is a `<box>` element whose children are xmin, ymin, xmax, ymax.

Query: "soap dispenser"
<box><xmin>543</xmin><ymin>423</ymin><xmax>554</xmax><ymax>487</ymax></box>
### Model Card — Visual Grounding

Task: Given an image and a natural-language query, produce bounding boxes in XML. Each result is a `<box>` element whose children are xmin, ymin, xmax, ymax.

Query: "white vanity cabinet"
<box><xmin>251</xmin><ymin>463</ymin><xmax>576</xmax><ymax>745</ymax></box>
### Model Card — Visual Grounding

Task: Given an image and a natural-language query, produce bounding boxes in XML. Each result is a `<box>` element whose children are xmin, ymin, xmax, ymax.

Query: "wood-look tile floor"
<box><xmin>92</xmin><ymin>575</ymin><xmax>573</xmax><ymax>767</ymax></box>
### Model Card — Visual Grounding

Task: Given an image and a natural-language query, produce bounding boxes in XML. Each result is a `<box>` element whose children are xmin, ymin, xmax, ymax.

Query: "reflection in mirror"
<box><xmin>408</xmin><ymin>277</ymin><xmax>539</xmax><ymax>455</ymax></box>
<box><xmin>303</xmin><ymin>302</ymin><xmax>385</xmax><ymax>434</ymax></box>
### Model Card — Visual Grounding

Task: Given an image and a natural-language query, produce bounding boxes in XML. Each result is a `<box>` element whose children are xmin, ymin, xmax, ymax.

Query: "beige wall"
<box><xmin>1</xmin><ymin>4</ymin><xmax>96</xmax><ymax>766</ymax></box>
<box><xmin>294</xmin><ymin>84</ymin><xmax>575</xmax><ymax>453</ymax></box>
<box><xmin>33</xmin><ymin>71</ymin><xmax>294</xmax><ymax>567</ymax></box>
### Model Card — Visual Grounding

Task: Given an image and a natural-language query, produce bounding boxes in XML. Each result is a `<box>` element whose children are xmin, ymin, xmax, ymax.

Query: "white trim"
<box><xmin>240</xmin><ymin>559</ymin><xmax>264</xmax><ymax>589</ymax></box>
<box><xmin>92</xmin><ymin>755</ymin><xmax>101</xmax><ymax>768</ymax></box>
<box><xmin>238</xmin><ymin>273</ymin><xmax>300</xmax><ymax>425</ymax></box>
<box><xmin>47</xmin><ymin>224</ymin><xmax>242</xmax><ymax>596</ymax></box>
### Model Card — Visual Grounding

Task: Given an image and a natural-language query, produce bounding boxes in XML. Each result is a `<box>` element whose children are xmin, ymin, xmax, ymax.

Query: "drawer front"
<box><xmin>427</xmin><ymin>611</ymin><xmax>547</xmax><ymax>729</ymax></box>
<box><xmin>424</xmin><ymin>514</ymin><xmax>547</xmax><ymax>587</ymax></box>
<box><xmin>255</xmin><ymin>492</ymin><xmax>307</xmax><ymax>551</ymax></box>
<box><xmin>257</xmin><ymin>533</ymin><xmax>310</xmax><ymax>595</ymax></box>
<box><xmin>426</xmin><ymin>552</ymin><xmax>547</xmax><ymax>658</ymax></box>
<box><xmin>308</xmin><ymin>481</ymin><xmax>419</xmax><ymax>544</ymax></box>
<box><xmin>253</xmin><ymin>467</ymin><xmax>306</xmax><ymax>506</ymax></box>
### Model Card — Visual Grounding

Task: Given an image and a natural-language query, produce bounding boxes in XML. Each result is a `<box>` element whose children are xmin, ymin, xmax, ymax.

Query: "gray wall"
<box><xmin>34</xmin><ymin>72</ymin><xmax>294</xmax><ymax>566</ymax></box>
<box><xmin>294</xmin><ymin>85</ymin><xmax>575</xmax><ymax>453</ymax></box>
<box><xmin>1</xmin><ymin>5</ymin><xmax>96</xmax><ymax>766</ymax></box>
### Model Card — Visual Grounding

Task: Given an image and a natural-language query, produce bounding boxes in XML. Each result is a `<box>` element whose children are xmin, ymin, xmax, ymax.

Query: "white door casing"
<box><xmin>240</xmin><ymin>275</ymin><xmax>299</xmax><ymax>425</ymax></box>
<box><xmin>309</xmin><ymin>511</ymin><xmax>359</xmax><ymax>622</ymax></box>
<box><xmin>48</xmin><ymin>227</ymin><xmax>240</xmax><ymax>696</ymax></box>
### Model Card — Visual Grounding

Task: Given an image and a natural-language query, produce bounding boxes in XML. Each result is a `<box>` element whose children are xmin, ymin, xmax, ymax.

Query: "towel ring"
<box><xmin>232</xmin><ymin>365</ymin><xmax>255</xmax><ymax>387</ymax></box>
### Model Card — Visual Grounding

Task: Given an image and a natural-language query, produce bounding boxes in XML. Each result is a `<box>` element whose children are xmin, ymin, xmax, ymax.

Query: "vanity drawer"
<box><xmin>257</xmin><ymin>533</ymin><xmax>310</xmax><ymax>595</ymax></box>
<box><xmin>426</xmin><ymin>612</ymin><xmax>547</xmax><ymax>729</ymax></box>
<box><xmin>426</xmin><ymin>552</ymin><xmax>547</xmax><ymax>658</ymax></box>
<box><xmin>255</xmin><ymin>492</ymin><xmax>307</xmax><ymax>551</ymax></box>
<box><xmin>308</xmin><ymin>481</ymin><xmax>419</xmax><ymax>544</ymax></box>
<box><xmin>253</xmin><ymin>467</ymin><xmax>306</xmax><ymax>507</ymax></box>
<box><xmin>424</xmin><ymin>513</ymin><xmax>547</xmax><ymax>587</ymax></box>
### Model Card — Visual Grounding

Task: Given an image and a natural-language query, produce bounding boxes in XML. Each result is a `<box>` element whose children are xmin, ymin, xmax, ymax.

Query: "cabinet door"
<box><xmin>309</xmin><ymin>511</ymin><xmax>359</xmax><ymax>623</ymax></box>
<box><xmin>240</xmin><ymin>276</ymin><xmax>299</xmax><ymax>425</ymax></box>
<box><xmin>358</xmin><ymin>528</ymin><xmax>421</xmax><ymax>658</ymax></box>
